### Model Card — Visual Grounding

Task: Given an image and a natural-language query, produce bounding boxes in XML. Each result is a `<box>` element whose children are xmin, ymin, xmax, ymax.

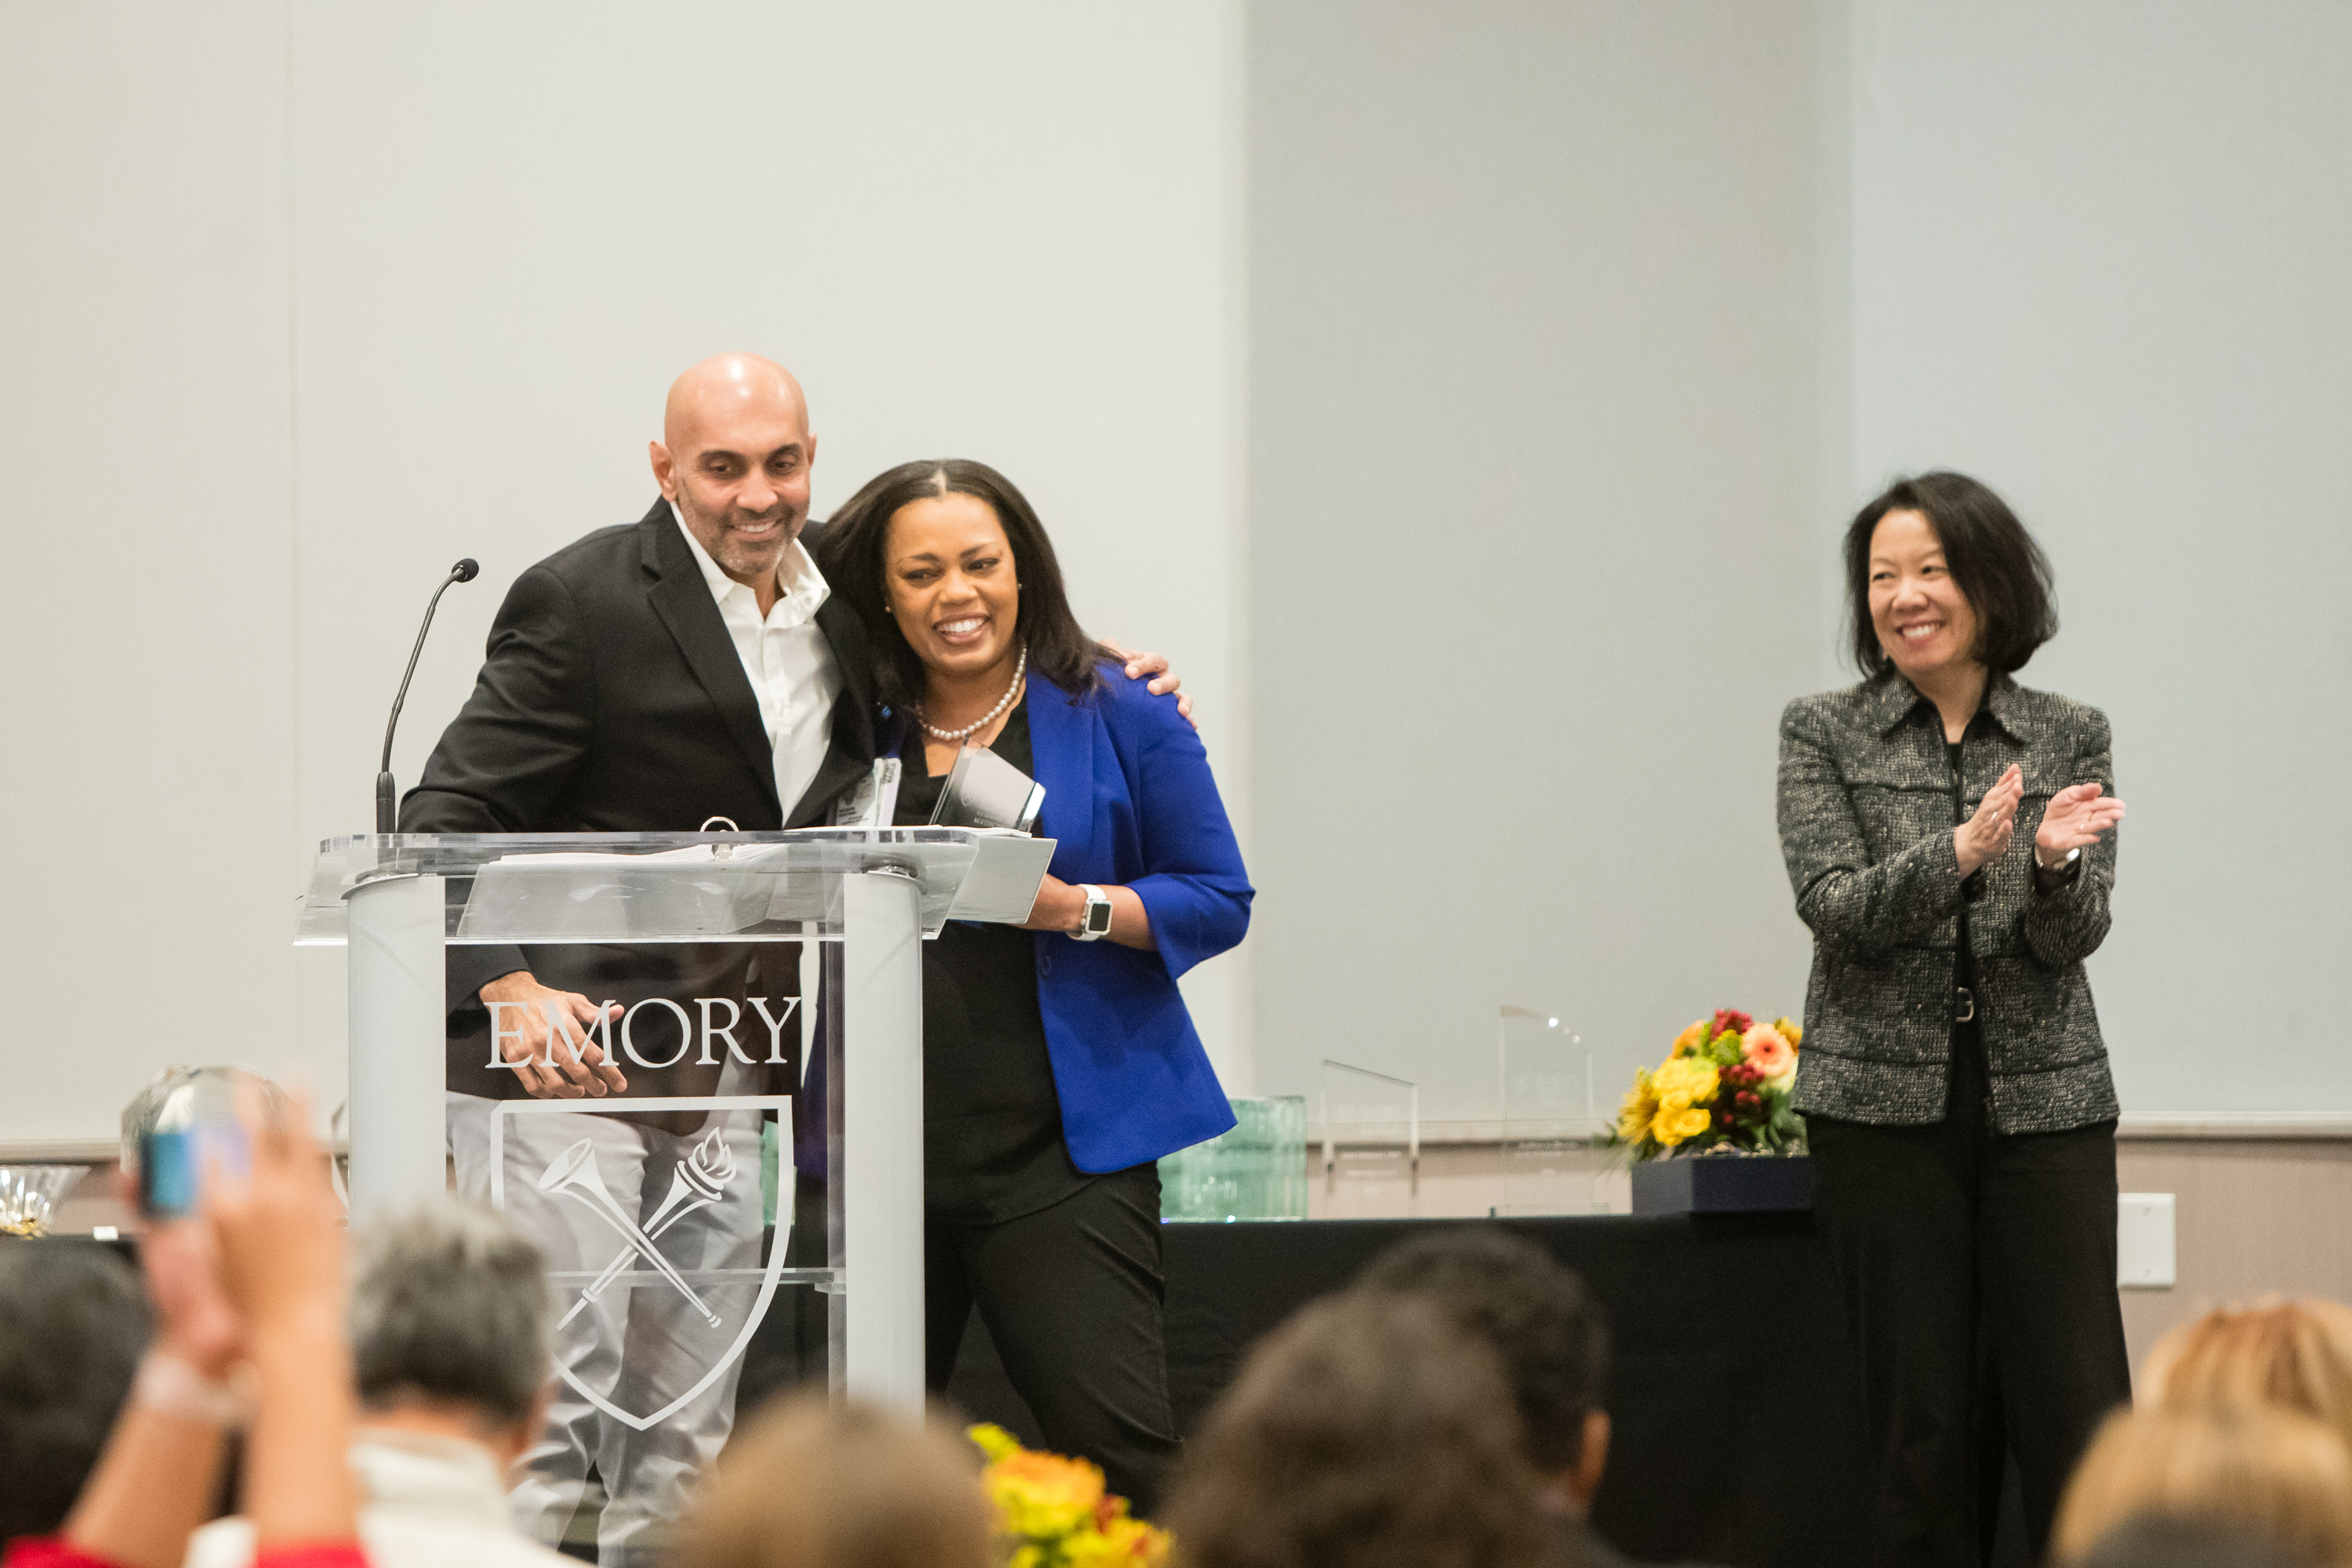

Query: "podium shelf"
<box><xmin>294</xmin><ymin>829</ymin><xmax>1054</xmax><ymax>946</ymax></box>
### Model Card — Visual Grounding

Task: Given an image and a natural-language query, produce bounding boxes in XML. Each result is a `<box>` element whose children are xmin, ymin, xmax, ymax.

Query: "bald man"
<box><xmin>405</xmin><ymin>354</ymin><xmax>1182</xmax><ymax>1566</ymax></box>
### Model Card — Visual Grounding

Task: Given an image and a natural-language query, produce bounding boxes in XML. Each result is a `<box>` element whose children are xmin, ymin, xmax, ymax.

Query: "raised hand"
<box><xmin>205</xmin><ymin>1084</ymin><xmax>362</xmax><ymax>1550</ymax></box>
<box><xmin>136</xmin><ymin>1215</ymin><xmax>244</xmax><ymax>1381</ymax></box>
<box><xmin>2036</xmin><ymin>781</ymin><xmax>2125</xmax><ymax>866</ymax></box>
<box><xmin>1956</xmin><ymin>764</ymin><xmax>2024</xmax><ymax>877</ymax></box>
<box><xmin>205</xmin><ymin>1085</ymin><xmax>345</xmax><ymax>1340</ymax></box>
<box><xmin>480</xmin><ymin>971</ymin><xmax>628</xmax><ymax>1098</ymax></box>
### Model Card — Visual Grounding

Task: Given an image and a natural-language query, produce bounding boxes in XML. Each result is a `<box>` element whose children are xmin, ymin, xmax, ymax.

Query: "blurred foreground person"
<box><xmin>2141</xmin><ymin>1298</ymin><xmax>2352</xmax><ymax>1454</ymax></box>
<box><xmin>1356</xmin><ymin>1228</ymin><xmax>1663</xmax><ymax>1566</ymax></box>
<box><xmin>2072</xmin><ymin>1515</ymin><xmax>2299</xmax><ymax>1568</ymax></box>
<box><xmin>2050</xmin><ymin>1408</ymin><xmax>2352</xmax><ymax>1568</ymax></box>
<box><xmin>0</xmin><ymin>1243</ymin><xmax>149</xmax><ymax>1542</ymax></box>
<box><xmin>189</xmin><ymin>1197</ymin><xmax>571</xmax><ymax>1568</ymax></box>
<box><xmin>4</xmin><ymin>1091</ymin><xmax>363</xmax><ymax>1568</ymax></box>
<box><xmin>668</xmin><ymin>1390</ymin><xmax>993</xmax><ymax>1568</ymax></box>
<box><xmin>1163</xmin><ymin>1292</ymin><xmax>1553</xmax><ymax>1568</ymax></box>
<box><xmin>1779</xmin><ymin>472</ymin><xmax>2131</xmax><ymax>1565</ymax></box>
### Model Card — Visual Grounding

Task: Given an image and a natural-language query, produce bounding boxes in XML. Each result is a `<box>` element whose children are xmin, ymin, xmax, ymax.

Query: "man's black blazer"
<box><xmin>400</xmin><ymin>498</ymin><xmax>878</xmax><ymax>1014</ymax></box>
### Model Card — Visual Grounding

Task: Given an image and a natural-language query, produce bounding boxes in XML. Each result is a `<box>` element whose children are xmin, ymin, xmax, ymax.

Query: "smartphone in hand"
<box><xmin>137</xmin><ymin>1123</ymin><xmax>249</xmax><ymax>1220</ymax></box>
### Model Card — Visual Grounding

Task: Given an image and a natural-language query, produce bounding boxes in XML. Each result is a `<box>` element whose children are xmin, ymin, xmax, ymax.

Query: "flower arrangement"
<box><xmin>970</xmin><ymin>1423</ymin><xmax>1171</xmax><ymax>1567</ymax></box>
<box><xmin>1613</xmin><ymin>1009</ymin><xmax>1806</xmax><ymax>1160</ymax></box>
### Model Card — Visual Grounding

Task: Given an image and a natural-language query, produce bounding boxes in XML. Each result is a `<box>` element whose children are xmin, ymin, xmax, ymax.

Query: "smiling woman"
<box><xmin>813</xmin><ymin>459</ymin><xmax>1252</xmax><ymax>1516</ymax></box>
<box><xmin>1778</xmin><ymin>470</ymin><xmax>2132</xmax><ymax>1565</ymax></box>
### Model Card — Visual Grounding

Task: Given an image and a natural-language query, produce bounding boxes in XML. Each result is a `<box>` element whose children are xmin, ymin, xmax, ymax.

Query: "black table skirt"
<box><xmin>946</xmin><ymin>1212</ymin><xmax>1879</xmax><ymax>1568</ymax></box>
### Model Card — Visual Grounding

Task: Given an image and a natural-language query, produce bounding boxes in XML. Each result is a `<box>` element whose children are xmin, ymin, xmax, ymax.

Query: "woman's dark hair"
<box><xmin>1842</xmin><ymin>470</ymin><xmax>2058</xmax><ymax>678</ymax></box>
<box><xmin>1164</xmin><ymin>1292</ymin><xmax>1551</xmax><ymax>1568</ymax></box>
<box><xmin>812</xmin><ymin>459</ymin><xmax>1102</xmax><ymax>712</ymax></box>
<box><xmin>0</xmin><ymin>1241</ymin><xmax>151</xmax><ymax>1538</ymax></box>
<box><xmin>1356</xmin><ymin>1225</ymin><xmax>1610</xmax><ymax>1474</ymax></box>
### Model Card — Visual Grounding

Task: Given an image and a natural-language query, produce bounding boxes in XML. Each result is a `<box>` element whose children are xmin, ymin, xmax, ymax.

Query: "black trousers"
<box><xmin>1807</xmin><ymin>1024</ymin><xmax>2132</xmax><ymax>1568</ymax></box>
<box><xmin>924</xmin><ymin>1164</ymin><xmax>1181</xmax><ymax>1515</ymax></box>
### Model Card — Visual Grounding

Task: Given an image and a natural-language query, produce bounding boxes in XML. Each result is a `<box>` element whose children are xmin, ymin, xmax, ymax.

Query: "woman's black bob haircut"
<box><xmin>1843</xmin><ymin>470</ymin><xmax>2059</xmax><ymax>679</ymax></box>
<box><xmin>812</xmin><ymin>459</ymin><xmax>1103</xmax><ymax>712</ymax></box>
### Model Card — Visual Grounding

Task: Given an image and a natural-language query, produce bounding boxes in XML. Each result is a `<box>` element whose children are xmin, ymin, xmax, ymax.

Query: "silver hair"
<box><xmin>349</xmin><ymin>1196</ymin><xmax>551</xmax><ymax>1426</ymax></box>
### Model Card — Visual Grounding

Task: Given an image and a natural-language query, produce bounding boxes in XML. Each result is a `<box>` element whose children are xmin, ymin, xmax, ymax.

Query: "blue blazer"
<box><xmin>910</xmin><ymin>663</ymin><xmax>1251</xmax><ymax>1172</ymax></box>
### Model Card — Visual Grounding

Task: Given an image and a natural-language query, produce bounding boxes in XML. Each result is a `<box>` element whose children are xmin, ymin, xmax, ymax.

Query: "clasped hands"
<box><xmin>1955</xmin><ymin>764</ymin><xmax>2128</xmax><ymax>879</ymax></box>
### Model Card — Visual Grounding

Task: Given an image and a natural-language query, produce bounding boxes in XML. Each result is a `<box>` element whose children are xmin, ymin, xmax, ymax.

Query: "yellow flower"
<box><xmin>1651</xmin><ymin>1103</ymin><xmax>1713</xmax><ymax>1145</ymax></box>
<box><xmin>1646</xmin><ymin>1057</ymin><xmax>1720</xmax><ymax>1148</ymax></box>
<box><xmin>1065</xmin><ymin>1514</ymin><xmax>1173</xmax><ymax>1566</ymax></box>
<box><xmin>1773</xmin><ymin>1015</ymin><xmax>1802</xmax><ymax>1050</ymax></box>
<box><xmin>1671</xmin><ymin>1020</ymin><xmax>1709</xmax><ymax>1058</ymax></box>
<box><xmin>1617</xmin><ymin>1069</ymin><xmax>1661</xmax><ymax>1143</ymax></box>
<box><xmin>970</xmin><ymin>1422</ymin><xmax>1022</xmax><ymax>1463</ymax></box>
<box><xmin>1650</xmin><ymin>1057</ymin><xmax>1719</xmax><ymax>1105</ymax></box>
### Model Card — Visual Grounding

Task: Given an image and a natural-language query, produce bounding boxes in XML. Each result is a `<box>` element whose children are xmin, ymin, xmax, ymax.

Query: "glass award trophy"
<box><xmin>1496</xmin><ymin>1006</ymin><xmax>1605</xmax><ymax>1215</ymax></box>
<box><xmin>1160</xmin><ymin>1095</ymin><xmax>1308</xmax><ymax>1222</ymax></box>
<box><xmin>1317</xmin><ymin>1058</ymin><xmax>1419</xmax><ymax>1218</ymax></box>
<box><xmin>930</xmin><ymin>742</ymin><xmax>1044</xmax><ymax>833</ymax></box>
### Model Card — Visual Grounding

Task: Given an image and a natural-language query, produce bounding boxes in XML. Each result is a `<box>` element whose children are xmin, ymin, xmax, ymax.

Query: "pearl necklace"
<box><xmin>916</xmin><ymin>643</ymin><xmax>1028</xmax><ymax>742</ymax></box>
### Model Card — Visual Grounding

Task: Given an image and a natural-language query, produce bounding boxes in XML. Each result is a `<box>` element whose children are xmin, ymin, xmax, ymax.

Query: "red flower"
<box><xmin>1714</xmin><ymin>1008</ymin><xmax>1754</xmax><ymax>1039</ymax></box>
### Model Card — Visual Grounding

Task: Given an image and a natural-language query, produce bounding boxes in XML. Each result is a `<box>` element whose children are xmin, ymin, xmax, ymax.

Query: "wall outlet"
<box><xmin>2118</xmin><ymin>1193</ymin><xmax>2176</xmax><ymax>1289</ymax></box>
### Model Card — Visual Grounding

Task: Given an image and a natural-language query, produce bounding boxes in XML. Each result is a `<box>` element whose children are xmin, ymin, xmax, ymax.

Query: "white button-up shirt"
<box><xmin>671</xmin><ymin>505</ymin><xmax>844</xmax><ymax>821</ymax></box>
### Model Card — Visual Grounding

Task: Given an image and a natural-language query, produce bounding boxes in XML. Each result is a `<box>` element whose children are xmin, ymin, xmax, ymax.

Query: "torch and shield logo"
<box><xmin>488</xmin><ymin>1094</ymin><xmax>796</xmax><ymax>1433</ymax></box>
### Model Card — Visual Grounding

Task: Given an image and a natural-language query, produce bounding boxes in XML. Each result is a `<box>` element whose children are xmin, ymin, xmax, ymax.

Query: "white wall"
<box><xmin>1244</xmin><ymin>0</ymin><xmax>1825</xmax><ymax>1125</ymax></box>
<box><xmin>0</xmin><ymin>2</ymin><xmax>296</xmax><ymax>1152</ymax></box>
<box><xmin>1837</xmin><ymin>0</ymin><xmax>2352</xmax><ymax>1113</ymax></box>
<box><xmin>2</xmin><ymin>2</ymin><xmax>1247</xmax><ymax>1146</ymax></box>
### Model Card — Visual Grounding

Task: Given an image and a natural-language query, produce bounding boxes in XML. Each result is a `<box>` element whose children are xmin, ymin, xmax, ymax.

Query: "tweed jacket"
<box><xmin>1776</xmin><ymin>670</ymin><xmax>2120</xmax><ymax>1134</ymax></box>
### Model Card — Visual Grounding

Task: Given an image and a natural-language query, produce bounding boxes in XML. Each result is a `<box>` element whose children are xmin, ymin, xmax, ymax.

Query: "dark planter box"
<box><xmin>1630</xmin><ymin>1154</ymin><xmax>1813</xmax><ymax>1215</ymax></box>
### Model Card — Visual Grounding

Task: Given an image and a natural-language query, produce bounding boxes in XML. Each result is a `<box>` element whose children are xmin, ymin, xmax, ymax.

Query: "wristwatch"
<box><xmin>1073</xmin><ymin>884</ymin><xmax>1114</xmax><ymax>942</ymax></box>
<box><xmin>2034</xmin><ymin>846</ymin><xmax>2082</xmax><ymax>887</ymax></box>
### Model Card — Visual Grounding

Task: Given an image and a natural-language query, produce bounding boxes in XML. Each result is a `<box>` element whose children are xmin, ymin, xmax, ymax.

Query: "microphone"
<box><xmin>376</xmin><ymin>558</ymin><xmax>479</xmax><ymax>833</ymax></box>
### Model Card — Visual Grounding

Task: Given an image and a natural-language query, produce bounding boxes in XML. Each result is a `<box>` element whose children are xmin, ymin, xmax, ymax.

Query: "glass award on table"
<box><xmin>1318</xmin><ymin>1059</ymin><xmax>1419</xmax><ymax>1218</ymax></box>
<box><xmin>931</xmin><ymin>742</ymin><xmax>1044</xmax><ymax>833</ymax></box>
<box><xmin>1496</xmin><ymin>1007</ymin><xmax>1605</xmax><ymax>1215</ymax></box>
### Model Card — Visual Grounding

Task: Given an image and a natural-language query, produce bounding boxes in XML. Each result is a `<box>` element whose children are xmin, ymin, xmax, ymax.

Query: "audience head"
<box><xmin>814</xmin><ymin>458</ymin><xmax>1101</xmax><ymax>711</ymax></box>
<box><xmin>1354</xmin><ymin>1225</ymin><xmax>1612</xmax><ymax>1508</ymax></box>
<box><xmin>1843</xmin><ymin>470</ymin><xmax>2057</xmax><ymax>681</ymax></box>
<box><xmin>349</xmin><ymin>1197</ymin><xmax>551</xmax><ymax>1461</ymax></box>
<box><xmin>670</xmin><ymin>1390</ymin><xmax>993</xmax><ymax>1568</ymax></box>
<box><xmin>2143</xmin><ymin>1298</ymin><xmax>2352</xmax><ymax>1457</ymax></box>
<box><xmin>0</xmin><ymin>1240</ymin><xmax>150</xmax><ymax>1541</ymax></box>
<box><xmin>1164</xmin><ymin>1290</ymin><xmax>1551</xmax><ymax>1568</ymax></box>
<box><xmin>2073</xmin><ymin>1513</ymin><xmax>2303</xmax><ymax>1568</ymax></box>
<box><xmin>2052</xmin><ymin>1407</ymin><xmax>2352</xmax><ymax>1568</ymax></box>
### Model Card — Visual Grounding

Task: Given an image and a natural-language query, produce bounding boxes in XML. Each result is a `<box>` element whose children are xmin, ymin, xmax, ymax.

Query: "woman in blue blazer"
<box><xmin>814</xmin><ymin>459</ymin><xmax>1250</xmax><ymax>1512</ymax></box>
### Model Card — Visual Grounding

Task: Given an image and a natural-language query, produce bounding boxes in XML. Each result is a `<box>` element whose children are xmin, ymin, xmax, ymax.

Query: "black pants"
<box><xmin>924</xmin><ymin>1164</ymin><xmax>1181</xmax><ymax>1515</ymax></box>
<box><xmin>1807</xmin><ymin>1024</ymin><xmax>2132</xmax><ymax>1568</ymax></box>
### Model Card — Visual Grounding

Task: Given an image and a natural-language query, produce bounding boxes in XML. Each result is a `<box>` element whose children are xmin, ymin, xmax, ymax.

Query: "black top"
<box><xmin>894</xmin><ymin>702</ymin><xmax>1091</xmax><ymax>1225</ymax></box>
<box><xmin>1946</xmin><ymin>732</ymin><xmax>1987</xmax><ymax>1120</ymax></box>
<box><xmin>1946</xmin><ymin>734</ymin><xmax>1978</xmax><ymax>1003</ymax></box>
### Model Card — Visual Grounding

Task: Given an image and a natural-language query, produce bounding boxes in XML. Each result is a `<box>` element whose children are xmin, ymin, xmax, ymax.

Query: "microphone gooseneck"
<box><xmin>376</xmin><ymin>558</ymin><xmax>479</xmax><ymax>833</ymax></box>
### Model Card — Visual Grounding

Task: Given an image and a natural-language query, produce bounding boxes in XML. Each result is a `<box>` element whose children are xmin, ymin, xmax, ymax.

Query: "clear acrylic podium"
<box><xmin>295</xmin><ymin>828</ymin><xmax>1053</xmax><ymax>1440</ymax></box>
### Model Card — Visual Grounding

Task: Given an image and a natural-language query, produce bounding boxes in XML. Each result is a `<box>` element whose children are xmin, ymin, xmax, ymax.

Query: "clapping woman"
<box><xmin>1777</xmin><ymin>473</ymin><xmax>2130</xmax><ymax>1566</ymax></box>
<box><xmin>814</xmin><ymin>459</ymin><xmax>1250</xmax><ymax>1514</ymax></box>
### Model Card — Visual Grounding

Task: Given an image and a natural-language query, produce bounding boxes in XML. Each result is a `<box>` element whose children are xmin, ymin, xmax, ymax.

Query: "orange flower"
<box><xmin>1741</xmin><ymin>1024</ymin><xmax>1796</xmax><ymax>1092</ymax></box>
<box><xmin>1671</xmin><ymin>1020</ymin><xmax>1708</xmax><ymax>1058</ymax></box>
